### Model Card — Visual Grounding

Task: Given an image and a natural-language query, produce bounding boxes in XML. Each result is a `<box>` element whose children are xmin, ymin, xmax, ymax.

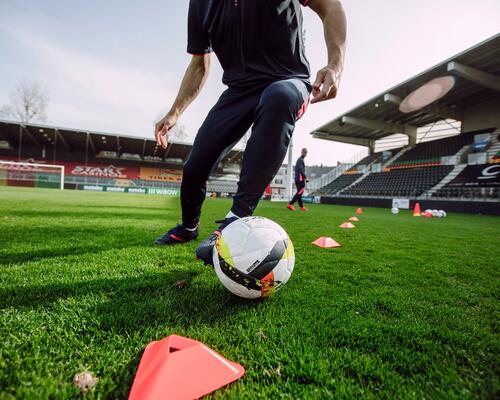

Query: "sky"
<box><xmin>0</xmin><ymin>0</ymin><xmax>499</xmax><ymax>165</ymax></box>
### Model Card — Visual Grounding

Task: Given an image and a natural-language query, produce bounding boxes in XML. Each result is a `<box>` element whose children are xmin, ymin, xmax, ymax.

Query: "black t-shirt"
<box><xmin>187</xmin><ymin>0</ymin><xmax>311</xmax><ymax>88</ymax></box>
<box><xmin>295</xmin><ymin>156</ymin><xmax>306</xmax><ymax>181</ymax></box>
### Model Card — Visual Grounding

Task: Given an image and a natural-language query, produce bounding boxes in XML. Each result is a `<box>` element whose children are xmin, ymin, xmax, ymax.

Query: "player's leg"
<box><xmin>297</xmin><ymin>183</ymin><xmax>307</xmax><ymax>210</ymax></box>
<box><xmin>287</xmin><ymin>181</ymin><xmax>302</xmax><ymax>211</ymax></box>
<box><xmin>232</xmin><ymin>79</ymin><xmax>311</xmax><ymax>217</ymax></box>
<box><xmin>154</xmin><ymin>88</ymin><xmax>257</xmax><ymax>245</ymax></box>
<box><xmin>196</xmin><ymin>79</ymin><xmax>310</xmax><ymax>264</ymax></box>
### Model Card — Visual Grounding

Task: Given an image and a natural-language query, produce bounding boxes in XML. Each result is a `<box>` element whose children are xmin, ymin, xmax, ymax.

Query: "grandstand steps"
<box><xmin>454</xmin><ymin>143</ymin><xmax>473</xmax><ymax>164</ymax></box>
<box><xmin>421</xmin><ymin>163</ymin><xmax>467</xmax><ymax>199</ymax></box>
<box><xmin>383</xmin><ymin>146</ymin><xmax>412</xmax><ymax>168</ymax></box>
<box><xmin>308</xmin><ymin>163</ymin><xmax>351</xmax><ymax>194</ymax></box>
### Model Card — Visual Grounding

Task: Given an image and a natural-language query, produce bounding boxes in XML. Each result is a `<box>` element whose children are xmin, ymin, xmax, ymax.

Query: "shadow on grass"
<box><xmin>1</xmin><ymin>266</ymin><xmax>260</xmax><ymax>397</ymax></box>
<box><xmin>1</xmin><ymin>209</ymin><xmax>168</xmax><ymax>221</ymax></box>
<box><xmin>0</xmin><ymin>225</ymin><xmax>171</xmax><ymax>266</ymax></box>
<box><xmin>1</xmin><ymin>268</ymin><xmax>260</xmax><ymax>326</ymax></box>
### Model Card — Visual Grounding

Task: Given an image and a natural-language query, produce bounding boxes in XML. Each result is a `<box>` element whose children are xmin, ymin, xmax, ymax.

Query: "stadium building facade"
<box><xmin>308</xmin><ymin>34</ymin><xmax>500</xmax><ymax>215</ymax></box>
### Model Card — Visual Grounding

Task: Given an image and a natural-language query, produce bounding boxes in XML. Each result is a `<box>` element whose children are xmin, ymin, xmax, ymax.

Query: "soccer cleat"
<box><xmin>154</xmin><ymin>224</ymin><xmax>199</xmax><ymax>245</ymax></box>
<box><xmin>196</xmin><ymin>216</ymin><xmax>239</xmax><ymax>266</ymax></box>
<box><xmin>300</xmin><ymin>206</ymin><xmax>308</xmax><ymax>211</ymax></box>
<box><xmin>287</xmin><ymin>204</ymin><xmax>296</xmax><ymax>211</ymax></box>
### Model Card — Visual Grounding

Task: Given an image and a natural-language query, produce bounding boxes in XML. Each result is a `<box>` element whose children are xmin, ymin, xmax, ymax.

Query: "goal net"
<box><xmin>0</xmin><ymin>161</ymin><xmax>65</xmax><ymax>190</ymax></box>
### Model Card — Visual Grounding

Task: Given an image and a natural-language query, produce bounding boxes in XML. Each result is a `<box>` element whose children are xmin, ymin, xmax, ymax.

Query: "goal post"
<box><xmin>0</xmin><ymin>161</ymin><xmax>65</xmax><ymax>190</ymax></box>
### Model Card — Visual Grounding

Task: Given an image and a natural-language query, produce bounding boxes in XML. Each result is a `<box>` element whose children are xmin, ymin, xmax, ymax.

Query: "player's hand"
<box><xmin>155</xmin><ymin>113</ymin><xmax>177</xmax><ymax>149</ymax></box>
<box><xmin>311</xmin><ymin>66</ymin><xmax>341</xmax><ymax>104</ymax></box>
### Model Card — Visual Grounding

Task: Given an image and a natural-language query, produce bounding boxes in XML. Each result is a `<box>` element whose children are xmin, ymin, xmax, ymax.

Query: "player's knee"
<box><xmin>258</xmin><ymin>83</ymin><xmax>297</xmax><ymax>116</ymax></box>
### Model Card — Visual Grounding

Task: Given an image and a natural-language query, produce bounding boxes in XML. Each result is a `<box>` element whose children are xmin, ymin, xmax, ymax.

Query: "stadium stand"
<box><xmin>432</xmin><ymin>164</ymin><xmax>500</xmax><ymax>200</ymax></box>
<box><xmin>388</xmin><ymin>133</ymin><xmax>474</xmax><ymax>169</ymax></box>
<box><xmin>315</xmin><ymin>173</ymin><xmax>362</xmax><ymax>195</ymax></box>
<box><xmin>307</xmin><ymin>36</ymin><xmax>500</xmax><ymax>213</ymax></box>
<box><xmin>0</xmin><ymin>120</ymin><xmax>242</xmax><ymax>193</ymax></box>
<box><xmin>343</xmin><ymin>165</ymin><xmax>453</xmax><ymax>197</ymax></box>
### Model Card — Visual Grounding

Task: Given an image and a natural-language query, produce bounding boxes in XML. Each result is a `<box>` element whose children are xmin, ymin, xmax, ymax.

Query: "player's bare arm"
<box><xmin>308</xmin><ymin>0</ymin><xmax>347</xmax><ymax>104</ymax></box>
<box><xmin>155</xmin><ymin>54</ymin><xmax>211</xmax><ymax>149</ymax></box>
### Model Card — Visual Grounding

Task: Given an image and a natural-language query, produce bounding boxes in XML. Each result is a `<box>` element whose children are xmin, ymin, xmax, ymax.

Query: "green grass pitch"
<box><xmin>0</xmin><ymin>186</ymin><xmax>499</xmax><ymax>399</ymax></box>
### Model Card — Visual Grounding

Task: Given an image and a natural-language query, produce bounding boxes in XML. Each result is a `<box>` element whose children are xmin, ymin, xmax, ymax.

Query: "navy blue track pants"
<box><xmin>290</xmin><ymin>180</ymin><xmax>305</xmax><ymax>208</ymax></box>
<box><xmin>181</xmin><ymin>78</ymin><xmax>311</xmax><ymax>227</ymax></box>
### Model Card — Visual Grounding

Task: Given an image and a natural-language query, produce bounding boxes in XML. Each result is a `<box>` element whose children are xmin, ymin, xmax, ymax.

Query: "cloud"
<box><xmin>0</xmin><ymin>11</ymin><xmax>180</xmax><ymax>138</ymax></box>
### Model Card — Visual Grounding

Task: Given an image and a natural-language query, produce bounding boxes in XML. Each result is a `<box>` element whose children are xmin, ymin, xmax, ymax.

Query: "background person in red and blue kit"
<box><xmin>288</xmin><ymin>148</ymin><xmax>309</xmax><ymax>211</ymax></box>
<box><xmin>154</xmin><ymin>0</ymin><xmax>347</xmax><ymax>266</ymax></box>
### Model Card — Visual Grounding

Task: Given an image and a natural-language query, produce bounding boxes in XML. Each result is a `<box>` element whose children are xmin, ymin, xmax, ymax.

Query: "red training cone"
<box><xmin>413</xmin><ymin>202</ymin><xmax>421</xmax><ymax>217</ymax></box>
<box><xmin>340</xmin><ymin>222</ymin><xmax>356</xmax><ymax>229</ymax></box>
<box><xmin>356</xmin><ymin>208</ymin><xmax>363</xmax><ymax>215</ymax></box>
<box><xmin>348</xmin><ymin>216</ymin><xmax>359</xmax><ymax>222</ymax></box>
<box><xmin>129</xmin><ymin>335</ymin><xmax>245</xmax><ymax>400</ymax></box>
<box><xmin>312</xmin><ymin>236</ymin><xmax>341</xmax><ymax>248</ymax></box>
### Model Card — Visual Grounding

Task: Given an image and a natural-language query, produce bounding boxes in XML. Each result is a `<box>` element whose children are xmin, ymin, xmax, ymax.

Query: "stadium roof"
<box><xmin>310</xmin><ymin>34</ymin><xmax>500</xmax><ymax>147</ymax></box>
<box><xmin>0</xmin><ymin>119</ymin><xmax>244</xmax><ymax>165</ymax></box>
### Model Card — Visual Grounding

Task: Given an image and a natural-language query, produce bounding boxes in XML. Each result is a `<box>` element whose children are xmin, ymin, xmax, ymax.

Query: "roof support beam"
<box><xmin>163</xmin><ymin>144</ymin><xmax>171</xmax><ymax>160</ymax></box>
<box><xmin>87</xmin><ymin>132</ymin><xmax>96</xmax><ymax>155</ymax></box>
<box><xmin>421</xmin><ymin>103</ymin><xmax>462</xmax><ymax>121</ymax></box>
<box><xmin>21</xmin><ymin>126</ymin><xmax>42</xmax><ymax>148</ymax></box>
<box><xmin>341</xmin><ymin>115</ymin><xmax>417</xmax><ymax>146</ymax></box>
<box><xmin>116</xmin><ymin>136</ymin><xmax>121</xmax><ymax>157</ymax></box>
<box><xmin>312</xmin><ymin>131</ymin><xmax>375</xmax><ymax>147</ymax></box>
<box><xmin>141</xmin><ymin>139</ymin><xmax>147</xmax><ymax>158</ymax></box>
<box><xmin>341</xmin><ymin>116</ymin><xmax>417</xmax><ymax>136</ymax></box>
<box><xmin>56</xmin><ymin>129</ymin><xmax>71</xmax><ymax>153</ymax></box>
<box><xmin>447</xmin><ymin>61</ymin><xmax>500</xmax><ymax>92</ymax></box>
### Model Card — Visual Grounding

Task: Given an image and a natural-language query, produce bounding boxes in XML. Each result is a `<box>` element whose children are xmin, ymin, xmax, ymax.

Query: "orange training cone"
<box><xmin>312</xmin><ymin>236</ymin><xmax>341</xmax><ymax>248</ymax></box>
<box><xmin>340</xmin><ymin>222</ymin><xmax>356</xmax><ymax>229</ymax></box>
<box><xmin>348</xmin><ymin>216</ymin><xmax>359</xmax><ymax>222</ymax></box>
<box><xmin>129</xmin><ymin>335</ymin><xmax>245</xmax><ymax>400</ymax></box>
<box><xmin>356</xmin><ymin>208</ymin><xmax>363</xmax><ymax>215</ymax></box>
<box><xmin>413</xmin><ymin>202</ymin><xmax>421</xmax><ymax>216</ymax></box>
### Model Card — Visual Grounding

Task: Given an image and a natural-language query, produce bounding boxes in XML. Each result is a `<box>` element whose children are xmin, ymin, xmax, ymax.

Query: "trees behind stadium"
<box><xmin>0</xmin><ymin>79</ymin><xmax>49</xmax><ymax>124</ymax></box>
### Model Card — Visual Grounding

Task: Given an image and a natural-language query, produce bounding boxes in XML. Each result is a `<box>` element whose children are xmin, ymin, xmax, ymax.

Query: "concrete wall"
<box><xmin>461</xmin><ymin>97</ymin><xmax>500</xmax><ymax>132</ymax></box>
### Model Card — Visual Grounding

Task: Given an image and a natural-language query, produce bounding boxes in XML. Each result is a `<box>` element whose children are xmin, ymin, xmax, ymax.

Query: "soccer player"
<box><xmin>154</xmin><ymin>0</ymin><xmax>347</xmax><ymax>265</ymax></box>
<box><xmin>288</xmin><ymin>148</ymin><xmax>309</xmax><ymax>211</ymax></box>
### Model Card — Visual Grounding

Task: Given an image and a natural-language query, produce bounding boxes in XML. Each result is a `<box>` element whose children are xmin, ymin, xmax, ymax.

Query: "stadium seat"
<box><xmin>342</xmin><ymin>166</ymin><xmax>453</xmax><ymax>197</ymax></box>
<box><xmin>389</xmin><ymin>133</ymin><xmax>475</xmax><ymax>169</ymax></box>
<box><xmin>315</xmin><ymin>173</ymin><xmax>362</xmax><ymax>195</ymax></box>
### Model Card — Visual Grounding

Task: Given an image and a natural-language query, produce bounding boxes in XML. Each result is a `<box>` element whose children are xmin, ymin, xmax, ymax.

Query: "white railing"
<box><xmin>307</xmin><ymin>163</ymin><xmax>353</xmax><ymax>192</ymax></box>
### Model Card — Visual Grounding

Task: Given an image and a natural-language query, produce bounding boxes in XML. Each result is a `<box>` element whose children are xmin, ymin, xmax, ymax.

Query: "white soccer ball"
<box><xmin>432</xmin><ymin>209</ymin><xmax>440</xmax><ymax>217</ymax></box>
<box><xmin>440</xmin><ymin>210</ymin><xmax>447</xmax><ymax>218</ymax></box>
<box><xmin>213</xmin><ymin>216</ymin><xmax>295</xmax><ymax>299</ymax></box>
<box><xmin>391</xmin><ymin>207</ymin><xmax>399</xmax><ymax>214</ymax></box>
